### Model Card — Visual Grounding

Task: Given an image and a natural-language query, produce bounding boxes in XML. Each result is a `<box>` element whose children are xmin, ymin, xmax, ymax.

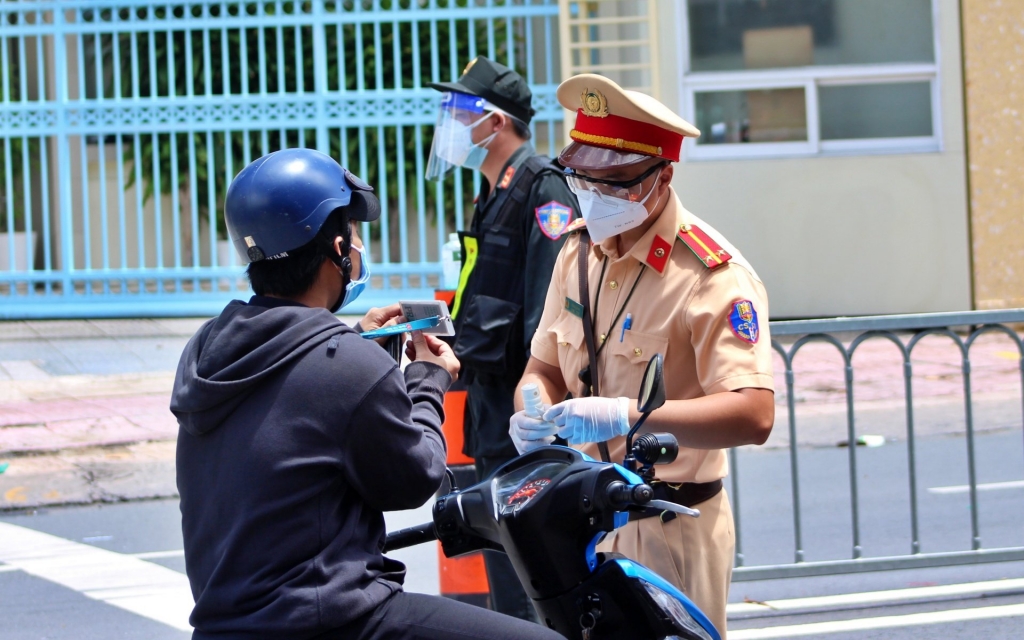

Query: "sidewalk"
<box><xmin>1</xmin><ymin>318</ymin><xmax>1021</xmax><ymax>510</ymax></box>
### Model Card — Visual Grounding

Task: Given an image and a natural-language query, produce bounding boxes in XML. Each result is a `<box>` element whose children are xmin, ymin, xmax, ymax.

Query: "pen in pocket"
<box><xmin>620</xmin><ymin>313</ymin><xmax>633</xmax><ymax>342</ymax></box>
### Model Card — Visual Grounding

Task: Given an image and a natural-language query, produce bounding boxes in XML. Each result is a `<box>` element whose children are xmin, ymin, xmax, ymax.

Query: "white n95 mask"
<box><xmin>571</xmin><ymin>171</ymin><xmax>662</xmax><ymax>243</ymax></box>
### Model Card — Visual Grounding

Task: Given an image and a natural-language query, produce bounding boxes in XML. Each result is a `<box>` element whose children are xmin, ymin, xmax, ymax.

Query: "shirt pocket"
<box><xmin>606</xmin><ymin>329</ymin><xmax>669</xmax><ymax>397</ymax></box>
<box><xmin>547</xmin><ymin>311</ymin><xmax>585</xmax><ymax>391</ymax></box>
<box><xmin>478</xmin><ymin>231</ymin><xmax>520</xmax><ymax>268</ymax></box>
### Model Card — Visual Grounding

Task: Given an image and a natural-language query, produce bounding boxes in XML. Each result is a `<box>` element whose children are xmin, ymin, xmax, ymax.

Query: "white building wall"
<box><xmin>654</xmin><ymin>0</ymin><xmax>970</xmax><ymax>318</ymax></box>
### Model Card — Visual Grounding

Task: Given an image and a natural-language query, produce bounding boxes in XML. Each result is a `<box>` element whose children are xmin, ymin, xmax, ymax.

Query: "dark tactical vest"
<box><xmin>451</xmin><ymin>154</ymin><xmax>565</xmax><ymax>382</ymax></box>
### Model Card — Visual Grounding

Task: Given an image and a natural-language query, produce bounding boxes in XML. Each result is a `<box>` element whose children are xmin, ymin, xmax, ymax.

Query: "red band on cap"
<box><xmin>571</xmin><ymin>110</ymin><xmax>684</xmax><ymax>162</ymax></box>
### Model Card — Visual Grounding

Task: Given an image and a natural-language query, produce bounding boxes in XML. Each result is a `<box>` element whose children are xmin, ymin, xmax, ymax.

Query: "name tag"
<box><xmin>564</xmin><ymin>297</ymin><xmax>584</xmax><ymax>318</ymax></box>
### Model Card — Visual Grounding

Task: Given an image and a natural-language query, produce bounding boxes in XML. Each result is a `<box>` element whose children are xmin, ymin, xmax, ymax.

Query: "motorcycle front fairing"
<box><xmin>432</xmin><ymin>446</ymin><xmax>720</xmax><ymax>640</ymax></box>
<box><xmin>434</xmin><ymin>447</ymin><xmax>625</xmax><ymax>598</ymax></box>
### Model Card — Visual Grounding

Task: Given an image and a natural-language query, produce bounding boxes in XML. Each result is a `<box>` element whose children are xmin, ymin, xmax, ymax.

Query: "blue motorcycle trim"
<box><xmin>584</xmin><ymin>531</ymin><xmax>605</xmax><ymax>571</ymax></box>
<box><xmin>614</xmin><ymin>558</ymin><xmax>721</xmax><ymax>640</ymax></box>
<box><xmin>612</xmin><ymin>463</ymin><xmax>643</xmax><ymax>485</ymax></box>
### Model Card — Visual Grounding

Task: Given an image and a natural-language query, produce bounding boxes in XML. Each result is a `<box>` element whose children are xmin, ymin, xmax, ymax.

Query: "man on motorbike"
<box><xmin>171</xmin><ymin>148</ymin><xmax>561</xmax><ymax>640</ymax></box>
<box><xmin>509</xmin><ymin>76</ymin><xmax>776</xmax><ymax>638</ymax></box>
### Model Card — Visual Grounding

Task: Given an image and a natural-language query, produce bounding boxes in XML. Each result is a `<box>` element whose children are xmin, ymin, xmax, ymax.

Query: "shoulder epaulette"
<box><xmin>563</xmin><ymin>217</ymin><xmax>587</xmax><ymax>235</ymax></box>
<box><xmin>676</xmin><ymin>223</ymin><xmax>731</xmax><ymax>269</ymax></box>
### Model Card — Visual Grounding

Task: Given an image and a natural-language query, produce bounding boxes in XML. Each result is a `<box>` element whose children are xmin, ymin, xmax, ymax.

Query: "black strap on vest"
<box><xmin>577</xmin><ymin>230</ymin><xmax>611</xmax><ymax>462</ymax></box>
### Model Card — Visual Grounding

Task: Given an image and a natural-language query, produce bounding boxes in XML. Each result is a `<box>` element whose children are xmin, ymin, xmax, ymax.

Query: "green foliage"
<box><xmin>106</xmin><ymin>0</ymin><xmax>524</xmax><ymax>240</ymax></box>
<box><xmin>0</xmin><ymin>45</ymin><xmax>37</xmax><ymax>234</ymax></box>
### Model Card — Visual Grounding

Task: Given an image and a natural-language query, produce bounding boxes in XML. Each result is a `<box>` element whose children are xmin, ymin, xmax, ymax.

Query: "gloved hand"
<box><xmin>509</xmin><ymin>410</ymin><xmax>559</xmax><ymax>454</ymax></box>
<box><xmin>543</xmin><ymin>397</ymin><xmax>630</xmax><ymax>445</ymax></box>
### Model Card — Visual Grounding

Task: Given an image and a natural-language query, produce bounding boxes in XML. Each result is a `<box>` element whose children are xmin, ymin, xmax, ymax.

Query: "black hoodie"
<box><xmin>172</xmin><ymin>296</ymin><xmax>450</xmax><ymax>639</ymax></box>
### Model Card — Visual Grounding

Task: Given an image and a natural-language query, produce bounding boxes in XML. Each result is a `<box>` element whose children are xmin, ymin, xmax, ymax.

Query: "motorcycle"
<box><xmin>385</xmin><ymin>354</ymin><xmax>722</xmax><ymax>640</ymax></box>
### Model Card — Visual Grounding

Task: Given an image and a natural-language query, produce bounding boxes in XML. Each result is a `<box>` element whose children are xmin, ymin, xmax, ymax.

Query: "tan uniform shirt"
<box><xmin>530</xmin><ymin>188</ymin><xmax>774</xmax><ymax>483</ymax></box>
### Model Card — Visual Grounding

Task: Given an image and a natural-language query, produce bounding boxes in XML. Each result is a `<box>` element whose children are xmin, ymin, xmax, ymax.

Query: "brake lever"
<box><xmin>647</xmin><ymin>499</ymin><xmax>700</xmax><ymax>518</ymax></box>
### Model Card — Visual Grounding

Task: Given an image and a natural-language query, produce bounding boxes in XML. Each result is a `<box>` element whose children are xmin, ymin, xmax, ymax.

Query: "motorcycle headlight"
<box><xmin>640</xmin><ymin>580</ymin><xmax>716</xmax><ymax>640</ymax></box>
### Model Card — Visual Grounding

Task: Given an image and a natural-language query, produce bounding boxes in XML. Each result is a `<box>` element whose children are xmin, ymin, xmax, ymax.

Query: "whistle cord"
<box><xmin>590</xmin><ymin>258</ymin><xmax>647</xmax><ymax>360</ymax></box>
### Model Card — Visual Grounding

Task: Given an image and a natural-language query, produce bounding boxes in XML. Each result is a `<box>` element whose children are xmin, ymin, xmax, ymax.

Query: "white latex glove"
<box><xmin>509</xmin><ymin>410</ymin><xmax>558</xmax><ymax>454</ymax></box>
<box><xmin>544</xmin><ymin>397</ymin><xmax>630</xmax><ymax>445</ymax></box>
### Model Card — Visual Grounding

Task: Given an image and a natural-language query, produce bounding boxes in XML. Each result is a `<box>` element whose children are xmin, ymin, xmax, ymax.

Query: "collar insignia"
<box><xmin>498</xmin><ymin>166</ymin><xmax>516</xmax><ymax>189</ymax></box>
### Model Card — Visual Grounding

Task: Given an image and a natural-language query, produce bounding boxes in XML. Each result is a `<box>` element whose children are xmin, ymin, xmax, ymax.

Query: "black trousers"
<box><xmin>463</xmin><ymin>376</ymin><xmax>537</xmax><ymax>623</ymax></box>
<box><xmin>476</xmin><ymin>455</ymin><xmax>538</xmax><ymax>623</ymax></box>
<box><xmin>317</xmin><ymin>591</ymin><xmax>561</xmax><ymax>640</ymax></box>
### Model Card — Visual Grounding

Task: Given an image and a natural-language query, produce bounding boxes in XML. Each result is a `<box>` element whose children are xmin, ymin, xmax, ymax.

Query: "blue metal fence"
<box><xmin>0</xmin><ymin>0</ymin><xmax>563</xmax><ymax>319</ymax></box>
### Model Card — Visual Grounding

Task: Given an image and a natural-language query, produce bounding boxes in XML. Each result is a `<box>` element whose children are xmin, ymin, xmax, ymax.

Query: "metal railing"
<box><xmin>0</xmin><ymin>0</ymin><xmax>563</xmax><ymax>319</ymax></box>
<box><xmin>732</xmin><ymin>309</ymin><xmax>1024</xmax><ymax>581</ymax></box>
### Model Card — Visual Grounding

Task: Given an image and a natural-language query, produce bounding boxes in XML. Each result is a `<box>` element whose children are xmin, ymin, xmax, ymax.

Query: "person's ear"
<box><xmin>658</xmin><ymin>163</ymin><xmax>674</xmax><ymax>192</ymax></box>
<box><xmin>491</xmin><ymin>111</ymin><xmax>506</xmax><ymax>135</ymax></box>
<box><xmin>333</xmin><ymin>235</ymin><xmax>352</xmax><ymax>279</ymax></box>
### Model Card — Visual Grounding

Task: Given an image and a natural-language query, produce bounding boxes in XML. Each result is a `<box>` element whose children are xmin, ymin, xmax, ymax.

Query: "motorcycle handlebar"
<box><xmin>606</xmin><ymin>481</ymin><xmax>653</xmax><ymax>509</ymax></box>
<box><xmin>383</xmin><ymin>522</ymin><xmax>437</xmax><ymax>552</ymax></box>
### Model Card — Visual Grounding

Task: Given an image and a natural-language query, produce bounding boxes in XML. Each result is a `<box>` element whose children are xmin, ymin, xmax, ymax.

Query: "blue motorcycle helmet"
<box><xmin>225</xmin><ymin>148</ymin><xmax>380</xmax><ymax>265</ymax></box>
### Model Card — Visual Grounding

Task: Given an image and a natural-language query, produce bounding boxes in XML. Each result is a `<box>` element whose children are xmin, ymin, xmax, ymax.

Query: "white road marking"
<box><xmin>131</xmin><ymin>549</ymin><xmax>185</xmax><ymax>560</ymax></box>
<box><xmin>0</xmin><ymin>360</ymin><xmax>51</xmax><ymax>381</ymax></box>
<box><xmin>0</xmin><ymin>522</ymin><xmax>192</xmax><ymax>631</ymax></box>
<box><xmin>928</xmin><ymin>480</ymin><xmax>1024</xmax><ymax>494</ymax></box>
<box><xmin>728</xmin><ymin>578</ymin><xmax>1024</xmax><ymax>615</ymax></box>
<box><xmin>729</xmin><ymin>603</ymin><xmax>1024</xmax><ymax>639</ymax></box>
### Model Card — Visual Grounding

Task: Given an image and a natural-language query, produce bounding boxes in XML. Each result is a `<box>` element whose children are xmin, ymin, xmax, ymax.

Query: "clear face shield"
<box><xmin>425</xmin><ymin>92</ymin><xmax>499</xmax><ymax>181</ymax></box>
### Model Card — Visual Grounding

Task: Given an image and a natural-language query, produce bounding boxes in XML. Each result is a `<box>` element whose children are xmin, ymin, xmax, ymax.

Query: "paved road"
<box><xmin>2</xmin><ymin>431</ymin><xmax>1022</xmax><ymax>639</ymax></box>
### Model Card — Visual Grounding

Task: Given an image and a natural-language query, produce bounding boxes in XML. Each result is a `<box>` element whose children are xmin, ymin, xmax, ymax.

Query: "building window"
<box><xmin>681</xmin><ymin>0</ymin><xmax>940</xmax><ymax>160</ymax></box>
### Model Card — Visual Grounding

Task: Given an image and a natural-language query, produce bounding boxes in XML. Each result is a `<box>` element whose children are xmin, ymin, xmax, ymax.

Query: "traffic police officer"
<box><xmin>425</xmin><ymin>57</ymin><xmax>580</xmax><ymax>621</ymax></box>
<box><xmin>509</xmin><ymin>75</ymin><xmax>776</xmax><ymax>638</ymax></box>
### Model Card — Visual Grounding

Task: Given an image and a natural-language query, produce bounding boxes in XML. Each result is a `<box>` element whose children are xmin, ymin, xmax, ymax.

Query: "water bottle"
<box><xmin>441</xmin><ymin>232</ymin><xmax>461</xmax><ymax>291</ymax></box>
<box><xmin>521</xmin><ymin>383</ymin><xmax>544</xmax><ymax>419</ymax></box>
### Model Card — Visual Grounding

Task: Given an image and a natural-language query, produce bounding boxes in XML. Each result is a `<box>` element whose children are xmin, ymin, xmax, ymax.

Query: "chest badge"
<box><xmin>536</xmin><ymin>201</ymin><xmax>573</xmax><ymax>240</ymax></box>
<box><xmin>564</xmin><ymin>296</ymin><xmax>584</xmax><ymax>319</ymax></box>
<box><xmin>729</xmin><ymin>300</ymin><xmax>759</xmax><ymax>344</ymax></box>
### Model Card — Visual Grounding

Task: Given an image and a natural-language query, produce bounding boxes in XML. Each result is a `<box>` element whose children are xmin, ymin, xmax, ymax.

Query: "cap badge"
<box><xmin>462</xmin><ymin>57</ymin><xmax>478</xmax><ymax>76</ymax></box>
<box><xmin>580</xmin><ymin>89</ymin><xmax>609</xmax><ymax>118</ymax></box>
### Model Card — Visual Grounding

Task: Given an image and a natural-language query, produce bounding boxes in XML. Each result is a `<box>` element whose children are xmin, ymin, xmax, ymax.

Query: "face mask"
<box><xmin>434</xmin><ymin>113</ymin><xmax>498</xmax><ymax>170</ymax></box>
<box><xmin>572</xmin><ymin>171</ymin><xmax>663</xmax><ymax>243</ymax></box>
<box><xmin>332</xmin><ymin>245</ymin><xmax>370</xmax><ymax>312</ymax></box>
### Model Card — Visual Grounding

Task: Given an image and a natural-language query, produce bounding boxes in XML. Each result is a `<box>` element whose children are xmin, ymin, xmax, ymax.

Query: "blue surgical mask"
<box><xmin>335</xmin><ymin>245</ymin><xmax>370</xmax><ymax>312</ymax></box>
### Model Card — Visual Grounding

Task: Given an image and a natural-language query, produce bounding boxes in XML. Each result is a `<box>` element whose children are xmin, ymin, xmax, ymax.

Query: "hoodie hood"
<box><xmin>171</xmin><ymin>297</ymin><xmax>348</xmax><ymax>436</ymax></box>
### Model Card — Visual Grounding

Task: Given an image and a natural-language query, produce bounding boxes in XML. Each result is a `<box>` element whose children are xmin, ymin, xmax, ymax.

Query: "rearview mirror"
<box><xmin>637</xmin><ymin>354</ymin><xmax>666</xmax><ymax>414</ymax></box>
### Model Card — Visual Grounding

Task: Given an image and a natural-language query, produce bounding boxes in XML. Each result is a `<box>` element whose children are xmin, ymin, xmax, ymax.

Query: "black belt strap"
<box><xmin>628</xmin><ymin>479</ymin><xmax>723</xmax><ymax>523</ymax></box>
<box><xmin>577</xmin><ymin>230</ymin><xmax>611</xmax><ymax>462</ymax></box>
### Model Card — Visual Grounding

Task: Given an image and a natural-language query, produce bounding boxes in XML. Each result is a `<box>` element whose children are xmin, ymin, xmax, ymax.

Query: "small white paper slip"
<box><xmin>400</xmin><ymin>300</ymin><xmax>455</xmax><ymax>336</ymax></box>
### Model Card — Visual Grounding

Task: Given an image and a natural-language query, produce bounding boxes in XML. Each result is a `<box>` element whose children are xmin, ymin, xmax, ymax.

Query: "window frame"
<box><xmin>677</xmin><ymin>0</ymin><xmax>943</xmax><ymax>161</ymax></box>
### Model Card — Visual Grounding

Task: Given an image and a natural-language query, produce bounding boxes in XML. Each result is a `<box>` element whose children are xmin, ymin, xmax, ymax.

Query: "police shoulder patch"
<box><xmin>729</xmin><ymin>300</ymin><xmax>759</xmax><ymax>344</ymax></box>
<box><xmin>535</xmin><ymin>201</ymin><xmax>573</xmax><ymax>240</ymax></box>
<box><xmin>677</xmin><ymin>223</ymin><xmax>732</xmax><ymax>269</ymax></box>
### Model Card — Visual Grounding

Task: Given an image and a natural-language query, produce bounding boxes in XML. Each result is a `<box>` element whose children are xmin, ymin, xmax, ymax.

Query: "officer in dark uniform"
<box><xmin>425</xmin><ymin>57</ymin><xmax>580</xmax><ymax>620</ymax></box>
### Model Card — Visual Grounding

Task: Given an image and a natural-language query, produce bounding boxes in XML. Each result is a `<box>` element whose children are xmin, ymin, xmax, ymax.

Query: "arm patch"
<box><xmin>535</xmin><ymin>201</ymin><xmax>573</xmax><ymax>240</ymax></box>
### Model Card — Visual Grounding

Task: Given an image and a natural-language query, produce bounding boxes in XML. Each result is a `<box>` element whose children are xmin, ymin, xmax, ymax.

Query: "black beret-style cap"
<box><xmin>426</xmin><ymin>56</ymin><xmax>536</xmax><ymax>124</ymax></box>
